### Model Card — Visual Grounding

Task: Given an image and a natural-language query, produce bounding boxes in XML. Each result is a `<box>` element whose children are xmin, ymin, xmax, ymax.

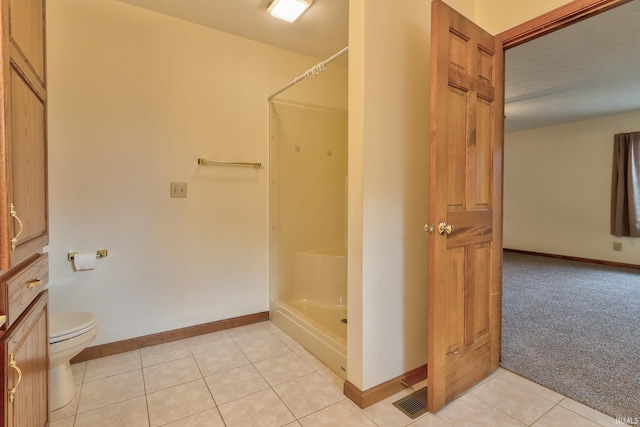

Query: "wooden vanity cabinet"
<box><xmin>2</xmin><ymin>290</ymin><xmax>49</xmax><ymax>426</ymax></box>
<box><xmin>0</xmin><ymin>0</ymin><xmax>50</xmax><ymax>425</ymax></box>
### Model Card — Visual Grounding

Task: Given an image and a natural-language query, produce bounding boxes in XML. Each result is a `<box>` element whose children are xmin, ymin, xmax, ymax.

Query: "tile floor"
<box><xmin>51</xmin><ymin>321</ymin><xmax>623</xmax><ymax>427</ymax></box>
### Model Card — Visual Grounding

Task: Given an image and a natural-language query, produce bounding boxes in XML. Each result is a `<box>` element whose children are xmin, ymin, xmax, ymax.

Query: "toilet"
<box><xmin>49</xmin><ymin>312</ymin><xmax>98</xmax><ymax>410</ymax></box>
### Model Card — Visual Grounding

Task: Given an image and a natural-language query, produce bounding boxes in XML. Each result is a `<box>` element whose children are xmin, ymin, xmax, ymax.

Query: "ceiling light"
<box><xmin>267</xmin><ymin>0</ymin><xmax>313</xmax><ymax>23</ymax></box>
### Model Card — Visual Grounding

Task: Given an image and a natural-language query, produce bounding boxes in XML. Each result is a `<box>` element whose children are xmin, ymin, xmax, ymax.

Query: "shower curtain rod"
<box><xmin>267</xmin><ymin>46</ymin><xmax>349</xmax><ymax>101</ymax></box>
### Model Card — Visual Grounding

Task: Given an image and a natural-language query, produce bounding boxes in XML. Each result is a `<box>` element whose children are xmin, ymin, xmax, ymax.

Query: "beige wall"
<box><xmin>504</xmin><ymin>110</ymin><xmax>640</xmax><ymax>264</ymax></box>
<box><xmin>46</xmin><ymin>0</ymin><xmax>346</xmax><ymax>346</ymax></box>
<box><xmin>474</xmin><ymin>0</ymin><xmax>573</xmax><ymax>35</ymax></box>
<box><xmin>348</xmin><ymin>0</ymin><xmax>436</xmax><ymax>391</ymax></box>
<box><xmin>346</xmin><ymin>0</ymin><xmax>581</xmax><ymax>392</ymax></box>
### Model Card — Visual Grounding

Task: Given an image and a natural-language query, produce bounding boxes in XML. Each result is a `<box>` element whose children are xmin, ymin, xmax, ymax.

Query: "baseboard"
<box><xmin>71</xmin><ymin>311</ymin><xmax>270</xmax><ymax>363</ymax></box>
<box><xmin>344</xmin><ymin>364</ymin><xmax>427</xmax><ymax>409</ymax></box>
<box><xmin>504</xmin><ymin>248</ymin><xmax>640</xmax><ymax>271</ymax></box>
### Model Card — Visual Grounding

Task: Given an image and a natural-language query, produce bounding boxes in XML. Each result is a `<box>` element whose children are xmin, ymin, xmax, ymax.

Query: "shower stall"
<box><xmin>268</xmin><ymin>52</ymin><xmax>348</xmax><ymax>378</ymax></box>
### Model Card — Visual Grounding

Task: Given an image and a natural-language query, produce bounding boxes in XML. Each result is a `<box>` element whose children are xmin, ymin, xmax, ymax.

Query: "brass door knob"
<box><xmin>438</xmin><ymin>222</ymin><xmax>454</xmax><ymax>235</ymax></box>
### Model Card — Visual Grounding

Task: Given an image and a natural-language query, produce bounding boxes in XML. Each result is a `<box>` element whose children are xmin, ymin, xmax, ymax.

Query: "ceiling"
<box><xmin>115</xmin><ymin>0</ymin><xmax>348</xmax><ymax>62</ymax></box>
<box><xmin>115</xmin><ymin>0</ymin><xmax>640</xmax><ymax>133</ymax></box>
<box><xmin>505</xmin><ymin>0</ymin><xmax>640</xmax><ymax>132</ymax></box>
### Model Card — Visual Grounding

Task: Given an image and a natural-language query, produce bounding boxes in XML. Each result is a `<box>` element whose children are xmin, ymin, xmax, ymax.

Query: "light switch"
<box><xmin>170</xmin><ymin>182</ymin><xmax>187</xmax><ymax>198</ymax></box>
<box><xmin>613</xmin><ymin>242</ymin><xmax>622</xmax><ymax>251</ymax></box>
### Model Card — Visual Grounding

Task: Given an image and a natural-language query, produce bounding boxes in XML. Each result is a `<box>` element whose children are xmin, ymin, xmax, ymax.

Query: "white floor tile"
<box><xmin>140</xmin><ymin>339</ymin><xmax>192</xmax><ymax>367</ymax></box>
<box><xmin>204</xmin><ymin>364</ymin><xmax>270</xmax><ymax>405</ymax></box>
<box><xmin>273</xmin><ymin>372</ymin><xmax>345</xmax><ymax>418</ymax></box>
<box><xmin>532</xmin><ymin>405</ymin><xmax>600</xmax><ymax>427</ymax></box>
<box><xmin>53</xmin><ymin>321</ymin><xmax>621</xmax><ymax>427</ymax></box>
<box><xmin>236</xmin><ymin>334</ymin><xmax>291</xmax><ymax>362</ymax></box>
<box><xmin>298</xmin><ymin>400</ymin><xmax>376</xmax><ymax>427</ymax></box>
<box><xmin>408</xmin><ymin>413</ymin><xmax>454</xmax><ymax>427</ymax></box>
<box><xmin>74</xmin><ymin>396</ymin><xmax>149</xmax><ymax>427</ymax></box>
<box><xmin>143</xmin><ymin>355</ymin><xmax>202</xmax><ymax>393</ymax></box>
<box><xmin>559</xmin><ymin>398</ymin><xmax>622</xmax><ymax>427</ymax></box>
<box><xmin>146</xmin><ymin>379</ymin><xmax>216</xmax><ymax>427</ymax></box>
<box><xmin>226</xmin><ymin>322</ymin><xmax>273</xmax><ymax>344</ymax></box>
<box><xmin>362</xmin><ymin>388</ymin><xmax>413</xmax><ymax>427</ymax></box>
<box><xmin>437</xmin><ymin>393</ymin><xmax>527</xmax><ymax>427</ymax></box>
<box><xmin>161</xmin><ymin>408</ymin><xmax>226</xmax><ymax>426</ymax></box>
<box><xmin>217</xmin><ymin>388</ymin><xmax>295</xmax><ymax>427</ymax></box>
<box><xmin>186</xmin><ymin>330</ymin><xmax>234</xmax><ymax>355</ymax></box>
<box><xmin>77</xmin><ymin>369</ymin><xmax>145</xmax><ymax>414</ymax></box>
<box><xmin>194</xmin><ymin>344</ymin><xmax>250</xmax><ymax>377</ymax></box>
<box><xmin>50</xmin><ymin>417</ymin><xmax>75</xmax><ymax>427</ymax></box>
<box><xmin>83</xmin><ymin>350</ymin><xmax>141</xmax><ymax>383</ymax></box>
<box><xmin>470</xmin><ymin>375</ymin><xmax>555</xmax><ymax>424</ymax></box>
<box><xmin>254</xmin><ymin>352</ymin><xmax>314</xmax><ymax>386</ymax></box>
<box><xmin>499</xmin><ymin>370</ymin><xmax>564</xmax><ymax>404</ymax></box>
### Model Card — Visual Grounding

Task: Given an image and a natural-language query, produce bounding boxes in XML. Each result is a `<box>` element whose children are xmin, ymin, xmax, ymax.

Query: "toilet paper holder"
<box><xmin>67</xmin><ymin>250</ymin><xmax>108</xmax><ymax>261</ymax></box>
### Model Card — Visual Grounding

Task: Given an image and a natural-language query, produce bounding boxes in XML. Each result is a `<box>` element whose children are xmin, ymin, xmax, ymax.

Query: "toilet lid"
<box><xmin>50</xmin><ymin>312</ymin><xmax>97</xmax><ymax>344</ymax></box>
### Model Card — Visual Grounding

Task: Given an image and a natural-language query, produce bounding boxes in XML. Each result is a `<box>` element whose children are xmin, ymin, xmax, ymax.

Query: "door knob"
<box><xmin>438</xmin><ymin>222</ymin><xmax>454</xmax><ymax>235</ymax></box>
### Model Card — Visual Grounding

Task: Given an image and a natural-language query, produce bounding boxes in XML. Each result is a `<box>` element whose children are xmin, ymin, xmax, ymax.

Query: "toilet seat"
<box><xmin>50</xmin><ymin>312</ymin><xmax>97</xmax><ymax>344</ymax></box>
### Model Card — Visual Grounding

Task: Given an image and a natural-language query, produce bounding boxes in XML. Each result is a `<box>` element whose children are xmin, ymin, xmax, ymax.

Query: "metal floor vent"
<box><xmin>392</xmin><ymin>386</ymin><xmax>428</xmax><ymax>419</ymax></box>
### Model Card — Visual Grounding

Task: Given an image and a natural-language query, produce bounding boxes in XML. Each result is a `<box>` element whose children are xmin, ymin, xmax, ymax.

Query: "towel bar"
<box><xmin>197</xmin><ymin>158</ymin><xmax>262</xmax><ymax>168</ymax></box>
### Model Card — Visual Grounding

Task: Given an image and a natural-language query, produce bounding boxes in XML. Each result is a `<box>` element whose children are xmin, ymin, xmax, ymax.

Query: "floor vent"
<box><xmin>392</xmin><ymin>386</ymin><xmax>428</xmax><ymax>419</ymax></box>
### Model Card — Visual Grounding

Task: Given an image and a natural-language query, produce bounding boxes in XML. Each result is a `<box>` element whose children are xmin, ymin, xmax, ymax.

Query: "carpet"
<box><xmin>501</xmin><ymin>251</ymin><xmax>640</xmax><ymax>420</ymax></box>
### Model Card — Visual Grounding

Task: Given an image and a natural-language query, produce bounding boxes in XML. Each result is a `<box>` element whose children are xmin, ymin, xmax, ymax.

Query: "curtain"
<box><xmin>611</xmin><ymin>132</ymin><xmax>640</xmax><ymax>237</ymax></box>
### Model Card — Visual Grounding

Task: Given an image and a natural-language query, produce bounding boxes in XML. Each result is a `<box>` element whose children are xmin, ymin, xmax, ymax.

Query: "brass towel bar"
<box><xmin>197</xmin><ymin>158</ymin><xmax>262</xmax><ymax>169</ymax></box>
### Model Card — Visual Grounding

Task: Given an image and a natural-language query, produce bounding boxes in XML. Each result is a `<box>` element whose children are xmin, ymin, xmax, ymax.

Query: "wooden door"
<box><xmin>427</xmin><ymin>0</ymin><xmax>504</xmax><ymax>412</ymax></box>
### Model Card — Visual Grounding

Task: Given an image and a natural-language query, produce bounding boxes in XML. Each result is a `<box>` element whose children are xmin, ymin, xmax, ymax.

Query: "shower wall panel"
<box><xmin>269</xmin><ymin>102</ymin><xmax>347</xmax><ymax>302</ymax></box>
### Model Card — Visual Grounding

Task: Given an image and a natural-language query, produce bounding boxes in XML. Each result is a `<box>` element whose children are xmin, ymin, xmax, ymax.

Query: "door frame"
<box><xmin>497</xmin><ymin>0</ymin><xmax>631</xmax><ymax>49</ymax></box>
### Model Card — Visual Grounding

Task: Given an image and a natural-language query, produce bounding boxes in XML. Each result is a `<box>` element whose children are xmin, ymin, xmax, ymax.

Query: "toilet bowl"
<box><xmin>50</xmin><ymin>312</ymin><xmax>98</xmax><ymax>411</ymax></box>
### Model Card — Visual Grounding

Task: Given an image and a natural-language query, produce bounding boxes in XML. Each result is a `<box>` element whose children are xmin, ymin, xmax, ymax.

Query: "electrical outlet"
<box><xmin>170</xmin><ymin>182</ymin><xmax>187</xmax><ymax>198</ymax></box>
<box><xmin>613</xmin><ymin>242</ymin><xmax>622</xmax><ymax>251</ymax></box>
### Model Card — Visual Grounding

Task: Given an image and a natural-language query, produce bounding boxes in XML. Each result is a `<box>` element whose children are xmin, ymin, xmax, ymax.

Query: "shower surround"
<box><xmin>269</xmin><ymin>101</ymin><xmax>348</xmax><ymax>379</ymax></box>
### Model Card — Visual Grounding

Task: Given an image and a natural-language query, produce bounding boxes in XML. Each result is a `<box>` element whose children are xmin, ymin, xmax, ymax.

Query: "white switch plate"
<box><xmin>613</xmin><ymin>241</ymin><xmax>622</xmax><ymax>251</ymax></box>
<box><xmin>170</xmin><ymin>182</ymin><xmax>187</xmax><ymax>198</ymax></box>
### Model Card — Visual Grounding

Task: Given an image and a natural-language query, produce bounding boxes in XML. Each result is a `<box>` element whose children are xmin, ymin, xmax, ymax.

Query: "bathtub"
<box><xmin>271</xmin><ymin>247</ymin><xmax>347</xmax><ymax>379</ymax></box>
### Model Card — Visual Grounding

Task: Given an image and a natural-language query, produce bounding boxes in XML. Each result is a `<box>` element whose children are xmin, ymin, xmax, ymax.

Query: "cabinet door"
<box><xmin>5</xmin><ymin>64</ymin><xmax>48</xmax><ymax>268</ymax></box>
<box><xmin>8</xmin><ymin>0</ymin><xmax>46</xmax><ymax>86</ymax></box>
<box><xmin>0</xmin><ymin>0</ymin><xmax>48</xmax><ymax>271</ymax></box>
<box><xmin>3</xmin><ymin>290</ymin><xmax>48</xmax><ymax>426</ymax></box>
